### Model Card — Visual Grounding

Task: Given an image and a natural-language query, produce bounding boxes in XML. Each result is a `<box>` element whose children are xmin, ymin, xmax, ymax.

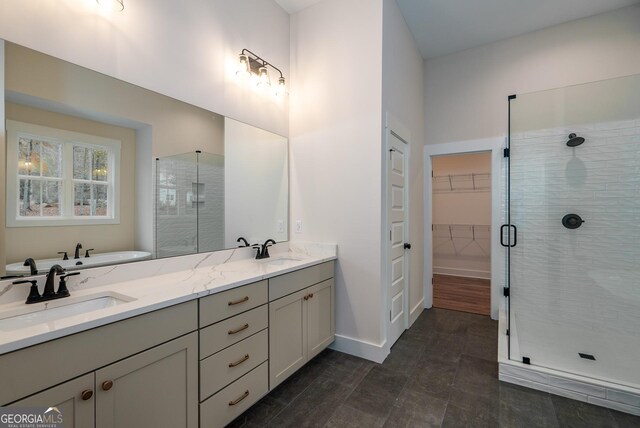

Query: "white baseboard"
<box><xmin>409</xmin><ymin>298</ymin><xmax>424</xmax><ymax>327</ymax></box>
<box><xmin>329</xmin><ymin>334</ymin><xmax>388</xmax><ymax>364</ymax></box>
<box><xmin>433</xmin><ymin>266</ymin><xmax>491</xmax><ymax>279</ymax></box>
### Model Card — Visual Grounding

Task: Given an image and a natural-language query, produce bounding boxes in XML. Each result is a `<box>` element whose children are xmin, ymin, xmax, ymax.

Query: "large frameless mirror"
<box><xmin>2</xmin><ymin>41</ymin><xmax>288</xmax><ymax>277</ymax></box>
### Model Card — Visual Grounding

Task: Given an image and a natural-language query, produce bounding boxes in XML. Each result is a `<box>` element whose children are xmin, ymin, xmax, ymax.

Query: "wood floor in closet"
<box><xmin>433</xmin><ymin>274</ymin><xmax>491</xmax><ymax>316</ymax></box>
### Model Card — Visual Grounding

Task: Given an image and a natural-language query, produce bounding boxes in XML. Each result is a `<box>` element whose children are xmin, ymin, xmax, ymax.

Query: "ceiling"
<box><xmin>275</xmin><ymin>0</ymin><xmax>640</xmax><ymax>59</ymax></box>
<box><xmin>396</xmin><ymin>0</ymin><xmax>640</xmax><ymax>59</ymax></box>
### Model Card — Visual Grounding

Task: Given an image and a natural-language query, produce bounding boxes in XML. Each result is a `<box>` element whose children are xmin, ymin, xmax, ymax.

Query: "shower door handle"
<box><xmin>500</xmin><ymin>224</ymin><xmax>508</xmax><ymax>247</ymax></box>
<box><xmin>500</xmin><ymin>224</ymin><xmax>517</xmax><ymax>247</ymax></box>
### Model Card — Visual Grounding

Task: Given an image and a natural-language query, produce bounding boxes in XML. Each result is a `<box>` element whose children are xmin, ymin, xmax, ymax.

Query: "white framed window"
<box><xmin>6</xmin><ymin>120</ymin><xmax>121</xmax><ymax>227</ymax></box>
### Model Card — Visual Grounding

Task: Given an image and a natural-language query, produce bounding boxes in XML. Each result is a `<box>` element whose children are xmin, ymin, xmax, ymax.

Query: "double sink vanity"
<box><xmin>0</xmin><ymin>38</ymin><xmax>325</xmax><ymax>427</ymax></box>
<box><xmin>0</xmin><ymin>243</ymin><xmax>337</xmax><ymax>427</ymax></box>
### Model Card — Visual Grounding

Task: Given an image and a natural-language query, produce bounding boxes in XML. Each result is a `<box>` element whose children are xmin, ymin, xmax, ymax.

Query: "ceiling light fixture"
<box><xmin>236</xmin><ymin>49</ymin><xmax>285</xmax><ymax>95</ymax></box>
<box><xmin>96</xmin><ymin>0</ymin><xmax>124</xmax><ymax>12</ymax></box>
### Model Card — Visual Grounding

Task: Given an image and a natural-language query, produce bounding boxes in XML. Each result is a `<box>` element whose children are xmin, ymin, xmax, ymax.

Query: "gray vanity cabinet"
<box><xmin>269</xmin><ymin>288</ymin><xmax>309</xmax><ymax>387</ymax></box>
<box><xmin>95</xmin><ymin>332</ymin><xmax>198</xmax><ymax>428</ymax></box>
<box><xmin>306</xmin><ymin>278</ymin><xmax>335</xmax><ymax>360</ymax></box>
<box><xmin>268</xmin><ymin>262</ymin><xmax>335</xmax><ymax>388</ymax></box>
<box><xmin>0</xmin><ymin>301</ymin><xmax>199</xmax><ymax>428</ymax></box>
<box><xmin>11</xmin><ymin>373</ymin><xmax>95</xmax><ymax>428</ymax></box>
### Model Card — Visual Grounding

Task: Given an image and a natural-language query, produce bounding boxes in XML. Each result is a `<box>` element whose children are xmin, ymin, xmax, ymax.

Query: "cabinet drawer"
<box><xmin>200</xmin><ymin>329</ymin><xmax>268</xmax><ymax>400</ymax></box>
<box><xmin>200</xmin><ymin>361</ymin><xmax>268</xmax><ymax>428</ymax></box>
<box><xmin>199</xmin><ymin>281</ymin><xmax>268</xmax><ymax>327</ymax></box>
<box><xmin>200</xmin><ymin>305</ymin><xmax>268</xmax><ymax>359</ymax></box>
<box><xmin>269</xmin><ymin>261</ymin><xmax>334</xmax><ymax>301</ymax></box>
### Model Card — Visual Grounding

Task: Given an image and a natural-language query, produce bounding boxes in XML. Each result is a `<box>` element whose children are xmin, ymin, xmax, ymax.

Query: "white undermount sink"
<box><xmin>261</xmin><ymin>256</ymin><xmax>305</xmax><ymax>266</ymax></box>
<box><xmin>0</xmin><ymin>292</ymin><xmax>136</xmax><ymax>332</ymax></box>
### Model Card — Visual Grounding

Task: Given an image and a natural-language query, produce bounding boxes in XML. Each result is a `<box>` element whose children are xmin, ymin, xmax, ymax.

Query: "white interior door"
<box><xmin>387</xmin><ymin>132</ymin><xmax>409</xmax><ymax>347</ymax></box>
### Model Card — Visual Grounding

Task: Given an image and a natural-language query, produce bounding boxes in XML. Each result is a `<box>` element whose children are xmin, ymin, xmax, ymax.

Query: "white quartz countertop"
<box><xmin>0</xmin><ymin>243</ymin><xmax>336</xmax><ymax>354</ymax></box>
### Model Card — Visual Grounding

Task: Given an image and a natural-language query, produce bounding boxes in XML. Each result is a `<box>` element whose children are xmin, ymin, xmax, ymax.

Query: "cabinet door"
<box><xmin>269</xmin><ymin>289</ymin><xmax>307</xmax><ymax>389</ymax></box>
<box><xmin>10</xmin><ymin>373</ymin><xmax>94</xmax><ymax>428</ymax></box>
<box><xmin>95</xmin><ymin>332</ymin><xmax>198</xmax><ymax>428</ymax></box>
<box><xmin>306</xmin><ymin>278</ymin><xmax>335</xmax><ymax>360</ymax></box>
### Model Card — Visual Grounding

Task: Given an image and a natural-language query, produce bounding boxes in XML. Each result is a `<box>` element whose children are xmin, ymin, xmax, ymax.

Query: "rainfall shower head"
<box><xmin>566</xmin><ymin>133</ymin><xmax>585</xmax><ymax>147</ymax></box>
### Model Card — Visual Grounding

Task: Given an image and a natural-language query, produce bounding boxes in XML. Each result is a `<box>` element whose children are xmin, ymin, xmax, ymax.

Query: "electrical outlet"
<box><xmin>295</xmin><ymin>220</ymin><xmax>302</xmax><ymax>233</ymax></box>
<box><xmin>277</xmin><ymin>220</ymin><xmax>284</xmax><ymax>233</ymax></box>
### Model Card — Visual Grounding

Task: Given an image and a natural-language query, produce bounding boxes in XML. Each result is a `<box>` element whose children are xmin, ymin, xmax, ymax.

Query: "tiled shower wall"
<box><xmin>155</xmin><ymin>157</ymin><xmax>224</xmax><ymax>258</ymax></box>
<box><xmin>197</xmin><ymin>161</ymin><xmax>225</xmax><ymax>253</ymax></box>
<box><xmin>509</xmin><ymin>118</ymin><xmax>640</xmax><ymax>388</ymax></box>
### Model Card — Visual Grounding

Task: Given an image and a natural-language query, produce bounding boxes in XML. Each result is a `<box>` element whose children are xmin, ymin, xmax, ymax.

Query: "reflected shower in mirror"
<box><xmin>2</xmin><ymin>41</ymin><xmax>288</xmax><ymax>278</ymax></box>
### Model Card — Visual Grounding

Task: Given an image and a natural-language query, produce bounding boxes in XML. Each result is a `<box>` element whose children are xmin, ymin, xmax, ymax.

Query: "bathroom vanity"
<box><xmin>0</xmin><ymin>244</ymin><xmax>336</xmax><ymax>428</ymax></box>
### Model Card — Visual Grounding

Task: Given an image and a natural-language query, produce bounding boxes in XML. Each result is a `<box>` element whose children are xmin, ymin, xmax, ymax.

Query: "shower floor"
<box><xmin>511</xmin><ymin>312</ymin><xmax>640</xmax><ymax>391</ymax></box>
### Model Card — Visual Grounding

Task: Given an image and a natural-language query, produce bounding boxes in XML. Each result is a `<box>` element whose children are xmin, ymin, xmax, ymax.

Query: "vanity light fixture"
<box><xmin>236</xmin><ymin>49</ymin><xmax>286</xmax><ymax>95</ymax></box>
<box><xmin>257</xmin><ymin>66</ymin><xmax>271</xmax><ymax>87</ymax></box>
<box><xmin>236</xmin><ymin>54</ymin><xmax>251</xmax><ymax>78</ymax></box>
<box><xmin>96</xmin><ymin>0</ymin><xmax>124</xmax><ymax>12</ymax></box>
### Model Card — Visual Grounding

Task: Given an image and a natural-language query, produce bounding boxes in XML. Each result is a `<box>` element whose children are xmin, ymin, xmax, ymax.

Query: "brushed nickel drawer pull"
<box><xmin>228</xmin><ymin>296</ymin><xmax>249</xmax><ymax>306</ymax></box>
<box><xmin>229</xmin><ymin>390</ymin><xmax>249</xmax><ymax>406</ymax></box>
<box><xmin>228</xmin><ymin>324</ymin><xmax>250</xmax><ymax>335</ymax></box>
<box><xmin>229</xmin><ymin>354</ymin><xmax>250</xmax><ymax>368</ymax></box>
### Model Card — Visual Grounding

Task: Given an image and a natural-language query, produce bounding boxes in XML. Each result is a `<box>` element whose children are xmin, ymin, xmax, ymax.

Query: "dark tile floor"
<box><xmin>228</xmin><ymin>308</ymin><xmax>640</xmax><ymax>427</ymax></box>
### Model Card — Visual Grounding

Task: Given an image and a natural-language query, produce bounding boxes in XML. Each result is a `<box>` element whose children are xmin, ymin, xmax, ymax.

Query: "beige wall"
<box><xmin>432</xmin><ymin>153</ymin><xmax>491</xmax><ymax>278</ymax></box>
<box><xmin>5</xmin><ymin>43</ymin><xmax>225</xmax><ymax>159</ymax></box>
<box><xmin>4</xmin><ymin>102</ymin><xmax>136</xmax><ymax>264</ymax></box>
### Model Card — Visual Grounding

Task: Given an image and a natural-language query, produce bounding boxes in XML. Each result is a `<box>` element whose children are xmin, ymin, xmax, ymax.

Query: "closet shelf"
<box><xmin>432</xmin><ymin>173</ymin><xmax>490</xmax><ymax>193</ymax></box>
<box><xmin>433</xmin><ymin>224</ymin><xmax>491</xmax><ymax>257</ymax></box>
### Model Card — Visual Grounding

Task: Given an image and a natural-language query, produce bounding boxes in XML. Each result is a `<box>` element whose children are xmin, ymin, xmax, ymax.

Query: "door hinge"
<box><xmin>503</xmin><ymin>287</ymin><xmax>510</xmax><ymax>297</ymax></box>
<box><xmin>389</xmin><ymin>310</ymin><xmax>391</xmax><ymax>321</ymax></box>
<box><xmin>389</xmin><ymin>229</ymin><xmax>392</xmax><ymax>241</ymax></box>
<box><xmin>523</xmin><ymin>357</ymin><xmax>531</xmax><ymax>365</ymax></box>
<box><xmin>506</xmin><ymin>329</ymin><xmax>510</xmax><ymax>336</ymax></box>
<box><xmin>503</xmin><ymin>148</ymin><xmax>510</xmax><ymax>158</ymax></box>
<box><xmin>431</xmin><ymin>277</ymin><xmax>434</xmax><ymax>285</ymax></box>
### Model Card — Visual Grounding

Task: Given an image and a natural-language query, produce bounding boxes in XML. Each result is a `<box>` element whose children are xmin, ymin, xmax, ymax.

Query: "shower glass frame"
<box><xmin>506</xmin><ymin>73</ymin><xmax>640</xmax><ymax>389</ymax></box>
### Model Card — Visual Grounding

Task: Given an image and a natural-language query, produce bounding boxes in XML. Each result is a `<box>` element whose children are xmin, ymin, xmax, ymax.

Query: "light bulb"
<box><xmin>257</xmin><ymin>66</ymin><xmax>270</xmax><ymax>87</ymax></box>
<box><xmin>275</xmin><ymin>77</ymin><xmax>286</xmax><ymax>96</ymax></box>
<box><xmin>96</xmin><ymin>0</ymin><xmax>124</xmax><ymax>11</ymax></box>
<box><xmin>236</xmin><ymin>54</ymin><xmax>250</xmax><ymax>78</ymax></box>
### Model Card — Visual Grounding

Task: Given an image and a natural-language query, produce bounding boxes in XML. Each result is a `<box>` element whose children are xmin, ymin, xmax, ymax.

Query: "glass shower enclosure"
<box><xmin>506</xmin><ymin>74</ymin><xmax>640</xmax><ymax>389</ymax></box>
<box><xmin>154</xmin><ymin>151</ymin><xmax>225</xmax><ymax>258</ymax></box>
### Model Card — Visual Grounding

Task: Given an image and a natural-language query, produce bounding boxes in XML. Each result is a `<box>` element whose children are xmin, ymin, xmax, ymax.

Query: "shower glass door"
<box><xmin>507</xmin><ymin>74</ymin><xmax>640</xmax><ymax>388</ymax></box>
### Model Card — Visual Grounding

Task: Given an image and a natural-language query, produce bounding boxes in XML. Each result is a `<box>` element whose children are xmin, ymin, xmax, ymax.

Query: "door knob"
<box><xmin>404</xmin><ymin>243</ymin><xmax>411</xmax><ymax>250</ymax></box>
<box><xmin>102</xmin><ymin>380</ymin><xmax>113</xmax><ymax>391</ymax></box>
<box><xmin>81</xmin><ymin>390</ymin><xmax>93</xmax><ymax>401</ymax></box>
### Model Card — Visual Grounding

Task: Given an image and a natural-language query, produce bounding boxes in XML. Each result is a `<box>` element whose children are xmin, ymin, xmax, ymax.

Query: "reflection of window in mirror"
<box><xmin>6</xmin><ymin>120</ymin><xmax>121</xmax><ymax>227</ymax></box>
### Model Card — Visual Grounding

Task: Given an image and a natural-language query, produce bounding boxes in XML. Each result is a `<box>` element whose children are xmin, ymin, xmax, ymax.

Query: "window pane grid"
<box><xmin>15</xmin><ymin>138</ymin><xmax>113</xmax><ymax>220</ymax></box>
